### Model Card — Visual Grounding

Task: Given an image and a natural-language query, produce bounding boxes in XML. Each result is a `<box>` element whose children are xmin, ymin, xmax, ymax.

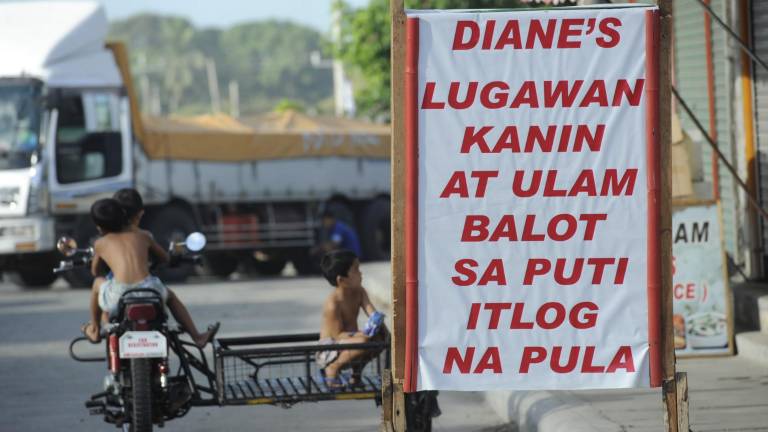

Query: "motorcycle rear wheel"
<box><xmin>130</xmin><ymin>358</ymin><xmax>153</xmax><ymax>432</ymax></box>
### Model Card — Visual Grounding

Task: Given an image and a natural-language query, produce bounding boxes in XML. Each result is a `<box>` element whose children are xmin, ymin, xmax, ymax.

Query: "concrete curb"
<box><xmin>484</xmin><ymin>390</ymin><xmax>625</xmax><ymax>432</ymax></box>
<box><xmin>736</xmin><ymin>331</ymin><xmax>768</xmax><ymax>366</ymax></box>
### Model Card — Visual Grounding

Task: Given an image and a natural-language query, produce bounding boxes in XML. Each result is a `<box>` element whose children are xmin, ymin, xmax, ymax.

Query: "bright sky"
<box><xmin>97</xmin><ymin>0</ymin><xmax>372</xmax><ymax>31</ymax></box>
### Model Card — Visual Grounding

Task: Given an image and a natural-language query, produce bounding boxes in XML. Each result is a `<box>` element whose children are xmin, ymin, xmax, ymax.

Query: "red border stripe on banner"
<box><xmin>644</xmin><ymin>9</ymin><xmax>662</xmax><ymax>389</ymax></box>
<box><xmin>404</xmin><ymin>16</ymin><xmax>420</xmax><ymax>394</ymax></box>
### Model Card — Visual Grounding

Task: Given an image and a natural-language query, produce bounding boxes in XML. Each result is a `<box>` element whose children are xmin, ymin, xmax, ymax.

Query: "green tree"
<box><xmin>334</xmin><ymin>0</ymin><xmax>528</xmax><ymax>121</ymax></box>
<box><xmin>109</xmin><ymin>15</ymin><xmax>333</xmax><ymax>116</ymax></box>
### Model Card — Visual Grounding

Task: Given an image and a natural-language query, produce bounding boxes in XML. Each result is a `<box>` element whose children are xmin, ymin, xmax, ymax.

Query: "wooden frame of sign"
<box><xmin>384</xmin><ymin>1</ymin><xmax>687</xmax><ymax>431</ymax></box>
<box><xmin>671</xmin><ymin>198</ymin><xmax>735</xmax><ymax>358</ymax></box>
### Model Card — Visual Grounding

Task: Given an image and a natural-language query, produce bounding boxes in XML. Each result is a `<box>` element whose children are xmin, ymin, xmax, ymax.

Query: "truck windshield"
<box><xmin>0</xmin><ymin>82</ymin><xmax>41</xmax><ymax>170</ymax></box>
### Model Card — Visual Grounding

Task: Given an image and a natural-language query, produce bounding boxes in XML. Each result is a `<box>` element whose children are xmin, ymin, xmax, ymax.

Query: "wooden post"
<box><xmin>676</xmin><ymin>372</ymin><xmax>690</xmax><ymax>431</ymax></box>
<box><xmin>390</xmin><ymin>0</ymin><xmax>407</xmax><ymax>430</ymax></box>
<box><xmin>656</xmin><ymin>1</ymin><xmax>681</xmax><ymax>431</ymax></box>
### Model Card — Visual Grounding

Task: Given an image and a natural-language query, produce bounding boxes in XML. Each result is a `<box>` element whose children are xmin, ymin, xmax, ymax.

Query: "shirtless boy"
<box><xmin>318</xmin><ymin>249</ymin><xmax>386</xmax><ymax>387</ymax></box>
<box><xmin>82</xmin><ymin>198</ymin><xmax>218</xmax><ymax>347</ymax></box>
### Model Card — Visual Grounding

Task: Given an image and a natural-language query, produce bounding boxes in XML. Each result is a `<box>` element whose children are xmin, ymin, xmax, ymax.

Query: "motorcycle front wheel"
<box><xmin>130</xmin><ymin>358</ymin><xmax>153</xmax><ymax>432</ymax></box>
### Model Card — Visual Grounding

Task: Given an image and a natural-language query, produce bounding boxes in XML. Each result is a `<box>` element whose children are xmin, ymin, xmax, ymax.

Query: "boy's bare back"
<box><xmin>92</xmin><ymin>230</ymin><xmax>165</xmax><ymax>284</ymax></box>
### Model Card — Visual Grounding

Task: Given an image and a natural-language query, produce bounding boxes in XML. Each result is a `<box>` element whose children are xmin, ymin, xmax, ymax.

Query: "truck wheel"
<box><xmin>290</xmin><ymin>249</ymin><xmax>320</xmax><ymax>275</ymax></box>
<box><xmin>249</xmin><ymin>257</ymin><xmax>287</xmax><ymax>276</ymax></box>
<box><xmin>147</xmin><ymin>207</ymin><xmax>197</xmax><ymax>283</ymax></box>
<box><xmin>9</xmin><ymin>269</ymin><xmax>58</xmax><ymax>288</ymax></box>
<box><xmin>360</xmin><ymin>198</ymin><xmax>390</xmax><ymax>261</ymax></box>
<box><xmin>203</xmin><ymin>252</ymin><xmax>239</xmax><ymax>278</ymax></box>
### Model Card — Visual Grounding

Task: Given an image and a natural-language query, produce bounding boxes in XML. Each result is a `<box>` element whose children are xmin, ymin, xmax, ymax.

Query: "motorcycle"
<box><xmin>61</xmin><ymin>233</ymin><xmax>218</xmax><ymax>432</ymax></box>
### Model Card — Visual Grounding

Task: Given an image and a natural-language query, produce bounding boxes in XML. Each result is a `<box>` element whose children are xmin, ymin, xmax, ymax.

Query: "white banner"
<box><xmin>410</xmin><ymin>6</ymin><xmax>657</xmax><ymax>390</ymax></box>
<box><xmin>672</xmin><ymin>204</ymin><xmax>732</xmax><ymax>356</ymax></box>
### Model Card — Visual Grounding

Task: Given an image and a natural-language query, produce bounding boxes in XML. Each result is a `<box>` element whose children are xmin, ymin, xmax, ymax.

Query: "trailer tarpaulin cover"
<box><xmin>405</xmin><ymin>5</ymin><xmax>660</xmax><ymax>391</ymax></box>
<box><xmin>140</xmin><ymin>110</ymin><xmax>390</xmax><ymax>161</ymax></box>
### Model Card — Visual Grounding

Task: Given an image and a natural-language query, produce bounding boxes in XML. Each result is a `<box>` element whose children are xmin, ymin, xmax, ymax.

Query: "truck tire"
<box><xmin>9</xmin><ymin>269</ymin><xmax>58</xmax><ymax>288</ymax></box>
<box><xmin>8</xmin><ymin>252</ymin><xmax>60</xmax><ymax>289</ymax></box>
<box><xmin>290</xmin><ymin>249</ymin><xmax>320</xmax><ymax>275</ymax></box>
<box><xmin>252</xmin><ymin>258</ymin><xmax>287</xmax><ymax>276</ymax></box>
<box><xmin>146</xmin><ymin>207</ymin><xmax>197</xmax><ymax>283</ymax></box>
<box><xmin>360</xmin><ymin>197</ymin><xmax>390</xmax><ymax>261</ymax></box>
<box><xmin>203</xmin><ymin>252</ymin><xmax>239</xmax><ymax>278</ymax></box>
<box><xmin>129</xmin><ymin>358</ymin><xmax>153</xmax><ymax>432</ymax></box>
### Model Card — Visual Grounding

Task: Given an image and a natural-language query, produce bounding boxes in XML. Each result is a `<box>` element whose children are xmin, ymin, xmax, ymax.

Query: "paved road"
<box><xmin>0</xmin><ymin>273</ymin><xmax>510</xmax><ymax>432</ymax></box>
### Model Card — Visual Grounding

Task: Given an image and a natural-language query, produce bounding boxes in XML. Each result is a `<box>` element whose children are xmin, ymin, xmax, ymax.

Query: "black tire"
<box><xmin>248</xmin><ymin>256</ymin><xmax>287</xmax><ymax>276</ymax></box>
<box><xmin>146</xmin><ymin>207</ymin><xmax>197</xmax><ymax>283</ymax></box>
<box><xmin>8</xmin><ymin>269</ymin><xmax>58</xmax><ymax>288</ymax></box>
<box><xmin>290</xmin><ymin>249</ymin><xmax>321</xmax><ymax>275</ymax></box>
<box><xmin>203</xmin><ymin>252</ymin><xmax>239</xmax><ymax>278</ymax></box>
<box><xmin>129</xmin><ymin>358</ymin><xmax>153</xmax><ymax>432</ymax></box>
<box><xmin>359</xmin><ymin>197</ymin><xmax>391</xmax><ymax>261</ymax></box>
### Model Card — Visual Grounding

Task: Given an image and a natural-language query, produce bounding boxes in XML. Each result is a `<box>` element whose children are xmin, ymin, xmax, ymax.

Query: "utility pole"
<box><xmin>205</xmin><ymin>57</ymin><xmax>222</xmax><ymax>114</ymax></box>
<box><xmin>229</xmin><ymin>80</ymin><xmax>240</xmax><ymax>118</ymax></box>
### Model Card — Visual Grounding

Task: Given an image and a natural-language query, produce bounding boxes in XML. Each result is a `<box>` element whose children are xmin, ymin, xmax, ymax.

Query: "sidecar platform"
<box><xmin>214</xmin><ymin>333</ymin><xmax>389</xmax><ymax>406</ymax></box>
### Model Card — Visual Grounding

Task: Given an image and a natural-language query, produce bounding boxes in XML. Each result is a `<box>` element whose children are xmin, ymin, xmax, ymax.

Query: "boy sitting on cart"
<box><xmin>317</xmin><ymin>249</ymin><xmax>387</xmax><ymax>388</ymax></box>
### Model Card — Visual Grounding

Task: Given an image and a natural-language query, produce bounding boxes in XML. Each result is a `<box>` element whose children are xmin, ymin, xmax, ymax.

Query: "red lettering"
<box><xmin>536</xmin><ymin>302</ymin><xmax>566</xmax><ymax>329</ymax></box>
<box><xmin>421</xmin><ymin>82</ymin><xmax>445</xmax><ymax>109</ymax></box>
<box><xmin>448</xmin><ymin>82</ymin><xmax>477</xmax><ymax>109</ymax></box>
<box><xmin>440</xmin><ymin>171</ymin><xmax>469</xmax><ymax>198</ymax></box>
<box><xmin>485</xmin><ymin>303</ymin><xmax>513</xmax><ymax>329</ymax></box>
<box><xmin>526</xmin><ymin>19</ymin><xmax>556</xmax><ymax>49</ymax></box>
<box><xmin>452</xmin><ymin>259</ymin><xmax>477</xmax><ymax>286</ymax></box>
<box><xmin>579</xmin><ymin>80</ymin><xmax>609</xmax><ymax>107</ymax></box>
<box><xmin>581</xmin><ymin>346</ymin><xmax>605</xmax><ymax>373</ymax></box>
<box><xmin>453</xmin><ymin>21</ymin><xmax>480</xmax><ymax>50</ymax></box>
<box><xmin>570</xmin><ymin>302</ymin><xmax>598</xmax><ymax>329</ymax></box>
<box><xmin>544</xmin><ymin>80</ymin><xmax>583</xmax><ymax>107</ymax></box>
<box><xmin>495</xmin><ymin>20</ymin><xmax>522</xmax><ymax>49</ymax></box>
<box><xmin>551</xmin><ymin>346</ymin><xmax>580</xmax><ymax>373</ymax></box>
<box><xmin>612</xmin><ymin>79</ymin><xmax>645</xmax><ymax>106</ymax></box>
<box><xmin>509</xmin><ymin>81</ymin><xmax>539</xmax><ymax>108</ymax></box>
<box><xmin>443</xmin><ymin>347</ymin><xmax>475</xmax><ymax>373</ymax></box>
<box><xmin>597</xmin><ymin>17</ymin><xmax>622</xmax><ymax>48</ymax></box>
<box><xmin>474</xmin><ymin>347</ymin><xmax>502</xmax><ymax>373</ymax></box>
<box><xmin>558</xmin><ymin>19</ymin><xmax>583</xmax><ymax>48</ymax></box>
<box><xmin>460</xmin><ymin>126</ymin><xmax>493</xmax><ymax>153</ymax></box>
<box><xmin>520</xmin><ymin>346</ymin><xmax>547</xmax><ymax>373</ymax></box>
<box><xmin>524</xmin><ymin>258</ymin><xmax>550</xmax><ymax>285</ymax></box>
<box><xmin>606</xmin><ymin>346</ymin><xmax>635</xmax><ymax>372</ymax></box>
<box><xmin>467</xmin><ymin>303</ymin><xmax>481</xmax><ymax>329</ymax></box>
<box><xmin>462</xmin><ymin>215</ymin><xmax>489</xmax><ymax>242</ymax></box>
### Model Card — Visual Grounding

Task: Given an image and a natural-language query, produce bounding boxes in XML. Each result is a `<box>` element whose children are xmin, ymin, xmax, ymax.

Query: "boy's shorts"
<box><xmin>98</xmin><ymin>276</ymin><xmax>168</xmax><ymax>318</ymax></box>
<box><xmin>316</xmin><ymin>338</ymin><xmax>339</xmax><ymax>369</ymax></box>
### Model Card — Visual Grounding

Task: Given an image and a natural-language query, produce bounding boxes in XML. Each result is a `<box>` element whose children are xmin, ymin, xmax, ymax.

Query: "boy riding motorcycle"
<box><xmin>82</xmin><ymin>196</ymin><xmax>218</xmax><ymax>347</ymax></box>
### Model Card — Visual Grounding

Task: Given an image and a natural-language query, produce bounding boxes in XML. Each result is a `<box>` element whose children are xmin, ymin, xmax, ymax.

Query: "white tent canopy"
<box><xmin>0</xmin><ymin>1</ymin><xmax>122</xmax><ymax>87</ymax></box>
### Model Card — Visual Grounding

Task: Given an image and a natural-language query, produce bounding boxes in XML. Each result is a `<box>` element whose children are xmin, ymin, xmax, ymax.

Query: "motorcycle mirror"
<box><xmin>185</xmin><ymin>232</ymin><xmax>206</xmax><ymax>252</ymax></box>
<box><xmin>57</xmin><ymin>236</ymin><xmax>78</xmax><ymax>257</ymax></box>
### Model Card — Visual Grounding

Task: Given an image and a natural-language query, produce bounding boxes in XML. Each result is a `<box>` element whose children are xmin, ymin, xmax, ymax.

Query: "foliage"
<box><xmin>273</xmin><ymin>99</ymin><xmax>306</xmax><ymax>113</ymax></box>
<box><xmin>334</xmin><ymin>0</ymin><xmax>529</xmax><ymax>121</ymax></box>
<box><xmin>109</xmin><ymin>15</ymin><xmax>334</xmax><ymax>116</ymax></box>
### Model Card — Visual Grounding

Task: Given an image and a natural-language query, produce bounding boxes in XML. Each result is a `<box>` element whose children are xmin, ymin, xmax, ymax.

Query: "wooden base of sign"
<box><xmin>380</xmin><ymin>370</ymin><xmax>406</xmax><ymax>432</ymax></box>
